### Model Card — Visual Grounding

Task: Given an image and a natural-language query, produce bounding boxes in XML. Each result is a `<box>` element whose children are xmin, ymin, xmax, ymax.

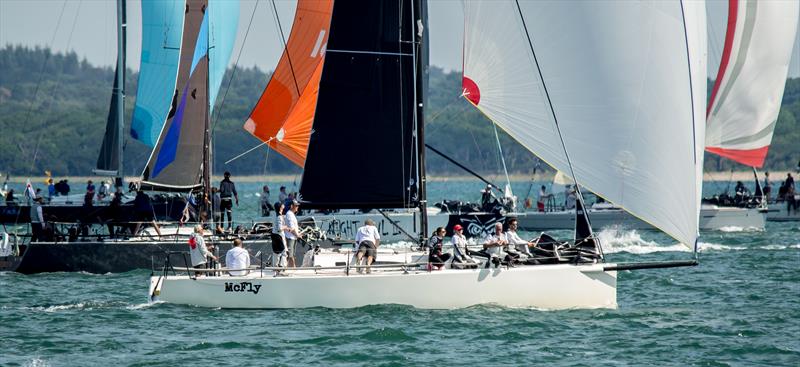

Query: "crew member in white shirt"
<box><xmin>225</xmin><ymin>238</ymin><xmax>250</xmax><ymax>276</ymax></box>
<box><xmin>354</xmin><ymin>219</ymin><xmax>381</xmax><ymax>273</ymax></box>
<box><xmin>482</xmin><ymin>222</ymin><xmax>510</xmax><ymax>268</ymax></box>
<box><xmin>283</xmin><ymin>200</ymin><xmax>302</xmax><ymax>267</ymax></box>
<box><xmin>505</xmin><ymin>218</ymin><xmax>535</xmax><ymax>260</ymax></box>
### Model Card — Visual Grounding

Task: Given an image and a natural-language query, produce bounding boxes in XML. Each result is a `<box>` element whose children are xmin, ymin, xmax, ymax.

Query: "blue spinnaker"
<box><xmin>208</xmin><ymin>0</ymin><xmax>239</xmax><ymax>112</ymax></box>
<box><xmin>130</xmin><ymin>0</ymin><xmax>184</xmax><ymax>147</ymax></box>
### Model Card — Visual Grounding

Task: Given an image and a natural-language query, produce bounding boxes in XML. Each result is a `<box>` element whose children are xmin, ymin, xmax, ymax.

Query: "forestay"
<box><xmin>462</xmin><ymin>0</ymin><xmax>706</xmax><ymax>247</ymax></box>
<box><xmin>705</xmin><ymin>0</ymin><xmax>799</xmax><ymax>168</ymax></box>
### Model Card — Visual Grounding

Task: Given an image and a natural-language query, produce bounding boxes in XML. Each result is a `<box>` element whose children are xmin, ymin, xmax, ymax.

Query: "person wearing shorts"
<box><xmin>354</xmin><ymin>219</ymin><xmax>381</xmax><ymax>273</ymax></box>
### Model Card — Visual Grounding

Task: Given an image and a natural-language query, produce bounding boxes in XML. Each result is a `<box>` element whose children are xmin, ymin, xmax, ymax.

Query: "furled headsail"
<box><xmin>96</xmin><ymin>0</ymin><xmax>127</xmax><ymax>175</ymax></box>
<box><xmin>130</xmin><ymin>0</ymin><xmax>184</xmax><ymax>147</ymax></box>
<box><xmin>244</xmin><ymin>0</ymin><xmax>334</xmax><ymax>167</ymax></box>
<box><xmin>462</xmin><ymin>1</ymin><xmax>707</xmax><ymax>247</ymax></box>
<box><xmin>705</xmin><ymin>0</ymin><xmax>799</xmax><ymax>168</ymax></box>
<box><xmin>298</xmin><ymin>0</ymin><xmax>423</xmax><ymax>209</ymax></box>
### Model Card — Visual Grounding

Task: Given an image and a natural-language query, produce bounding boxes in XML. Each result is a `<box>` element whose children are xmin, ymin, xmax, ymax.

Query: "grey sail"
<box><xmin>141</xmin><ymin>0</ymin><xmax>209</xmax><ymax>191</ymax></box>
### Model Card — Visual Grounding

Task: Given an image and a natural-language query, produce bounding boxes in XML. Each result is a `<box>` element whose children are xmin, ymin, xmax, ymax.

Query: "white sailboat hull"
<box><xmin>516</xmin><ymin>206</ymin><xmax>765</xmax><ymax>231</ymax></box>
<box><xmin>699</xmin><ymin>206</ymin><xmax>766</xmax><ymax>230</ymax></box>
<box><xmin>766</xmin><ymin>205</ymin><xmax>800</xmax><ymax>222</ymax></box>
<box><xmin>149</xmin><ymin>264</ymin><xmax>617</xmax><ymax>310</ymax></box>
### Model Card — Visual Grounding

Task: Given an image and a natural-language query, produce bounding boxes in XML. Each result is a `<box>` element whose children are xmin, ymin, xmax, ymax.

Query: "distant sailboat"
<box><xmin>0</xmin><ymin>0</ymin><xmax>251</xmax><ymax>274</ymax></box>
<box><xmin>150</xmin><ymin>0</ymin><xmax>705</xmax><ymax>310</ymax></box>
<box><xmin>704</xmin><ymin>0</ymin><xmax>799</xmax><ymax>222</ymax></box>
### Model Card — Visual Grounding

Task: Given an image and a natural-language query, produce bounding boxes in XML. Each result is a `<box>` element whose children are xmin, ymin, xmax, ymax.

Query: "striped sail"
<box><xmin>462</xmin><ymin>0</ymin><xmax>707</xmax><ymax>247</ymax></box>
<box><xmin>130</xmin><ymin>0</ymin><xmax>184</xmax><ymax>147</ymax></box>
<box><xmin>705</xmin><ymin>0</ymin><xmax>799</xmax><ymax>168</ymax></box>
<box><xmin>141</xmin><ymin>0</ymin><xmax>210</xmax><ymax>190</ymax></box>
<box><xmin>244</xmin><ymin>0</ymin><xmax>334</xmax><ymax>167</ymax></box>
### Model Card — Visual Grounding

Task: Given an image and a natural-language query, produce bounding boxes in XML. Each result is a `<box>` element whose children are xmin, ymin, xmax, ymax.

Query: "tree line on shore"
<box><xmin>0</xmin><ymin>45</ymin><xmax>797</xmax><ymax>179</ymax></box>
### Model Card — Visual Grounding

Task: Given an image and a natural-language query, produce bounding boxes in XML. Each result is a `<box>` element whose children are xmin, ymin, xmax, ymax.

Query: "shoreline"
<box><xmin>2</xmin><ymin>171</ymin><xmax>796</xmax><ymax>184</ymax></box>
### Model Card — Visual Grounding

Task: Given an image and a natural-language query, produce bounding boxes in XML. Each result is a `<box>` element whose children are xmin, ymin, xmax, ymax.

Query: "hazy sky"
<box><xmin>1</xmin><ymin>0</ymin><xmax>799</xmax><ymax>77</ymax></box>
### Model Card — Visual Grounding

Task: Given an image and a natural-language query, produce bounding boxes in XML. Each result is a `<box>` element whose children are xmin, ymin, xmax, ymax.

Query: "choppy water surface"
<box><xmin>1</xmin><ymin>181</ymin><xmax>799</xmax><ymax>366</ymax></box>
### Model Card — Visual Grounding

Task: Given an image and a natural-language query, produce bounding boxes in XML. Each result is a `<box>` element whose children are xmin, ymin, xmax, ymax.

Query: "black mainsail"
<box><xmin>95</xmin><ymin>0</ymin><xmax>126</xmax><ymax>184</ymax></box>
<box><xmin>299</xmin><ymin>0</ymin><xmax>423</xmax><ymax>210</ymax></box>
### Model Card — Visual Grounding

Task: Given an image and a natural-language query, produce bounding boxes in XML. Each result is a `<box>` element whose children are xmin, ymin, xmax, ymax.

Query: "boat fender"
<box><xmin>0</xmin><ymin>232</ymin><xmax>10</xmax><ymax>257</ymax></box>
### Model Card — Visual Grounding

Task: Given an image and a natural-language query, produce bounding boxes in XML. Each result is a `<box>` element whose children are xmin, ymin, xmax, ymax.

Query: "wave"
<box><xmin>25</xmin><ymin>300</ymin><xmax>121</xmax><ymax>313</ymax></box>
<box><xmin>26</xmin><ymin>302</ymin><xmax>93</xmax><ymax>313</ymax></box>
<box><xmin>597</xmin><ymin>228</ymin><xmax>688</xmax><ymax>254</ymax></box>
<box><xmin>126</xmin><ymin>300</ymin><xmax>163</xmax><ymax>310</ymax></box>
<box><xmin>717</xmin><ymin>226</ymin><xmax>764</xmax><ymax>233</ymax></box>
<box><xmin>697</xmin><ymin>242</ymin><xmax>746</xmax><ymax>251</ymax></box>
<box><xmin>595</xmin><ymin>228</ymin><xmax>766</xmax><ymax>253</ymax></box>
<box><xmin>24</xmin><ymin>358</ymin><xmax>51</xmax><ymax>367</ymax></box>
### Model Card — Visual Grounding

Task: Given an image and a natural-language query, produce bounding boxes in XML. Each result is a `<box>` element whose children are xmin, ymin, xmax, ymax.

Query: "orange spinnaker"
<box><xmin>244</xmin><ymin>0</ymin><xmax>333</xmax><ymax>167</ymax></box>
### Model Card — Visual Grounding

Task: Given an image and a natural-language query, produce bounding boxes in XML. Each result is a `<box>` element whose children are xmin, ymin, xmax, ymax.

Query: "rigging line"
<box><xmin>29</xmin><ymin>0</ymin><xmax>84</xmax><ymax>177</ymax></box>
<box><xmin>224</xmin><ymin>138</ymin><xmax>273</xmax><ymax>165</ymax></box>
<box><xmin>326</xmin><ymin>49</ymin><xmax>413</xmax><ymax>57</ymax></box>
<box><xmin>262</xmin><ymin>141</ymin><xmax>271</xmax><ymax>177</ymax></box>
<box><xmin>424</xmin><ymin>94</ymin><xmax>464</xmax><ymax>131</ymax></box>
<box><xmin>492</xmin><ymin>122</ymin><xmax>512</xmax><ymax>192</ymax></box>
<box><xmin>679</xmin><ymin>0</ymin><xmax>698</xmax><ymax>166</ymax></box>
<box><xmin>400</xmin><ymin>0</ymin><xmax>411</xmax><ymax>207</ymax></box>
<box><xmin>513</xmin><ymin>0</ymin><xmax>596</xmax><ymax>240</ymax></box>
<box><xmin>270</xmin><ymin>0</ymin><xmax>301</xmax><ymax>96</ymax></box>
<box><xmin>19</xmin><ymin>0</ymin><xmax>68</xmax><ymax>167</ymax></box>
<box><xmin>211</xmin><ymin>0</ymin><xmax>259</xmax><ymax>134</ymax></box>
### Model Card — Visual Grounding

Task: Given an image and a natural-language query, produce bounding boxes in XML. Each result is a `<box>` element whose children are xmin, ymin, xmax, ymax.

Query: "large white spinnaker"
<box><xmin>705</xmin><ymin>0</ymin><xmax>799</xmax><ymax>168</ymax></box>
<box><xmin>462</xmin><ymin>1</ymin><xmax>707</xmax><ymax>247</ymax></box>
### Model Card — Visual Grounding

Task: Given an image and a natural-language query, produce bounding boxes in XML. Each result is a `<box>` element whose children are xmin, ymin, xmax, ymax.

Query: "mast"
<box><xmin>115</xmin><ymin>0</ymin><xmax>126</xmax><ymax>187</ymax></box>
<box><xmin>202</xmin><ymin>3</ymin><xmax>212</xmax><ymax>213</ymax></box>
<box><xmin>414</xmin><ymin>0</ymin><xmax>428</xmax><ymax>244</ymax></box>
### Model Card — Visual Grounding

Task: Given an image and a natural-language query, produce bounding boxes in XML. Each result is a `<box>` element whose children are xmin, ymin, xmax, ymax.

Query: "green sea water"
<box><xmin>1</xmin><ymin>180</ymin><xmax>799</xmax><ymax>366</ymax></box>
